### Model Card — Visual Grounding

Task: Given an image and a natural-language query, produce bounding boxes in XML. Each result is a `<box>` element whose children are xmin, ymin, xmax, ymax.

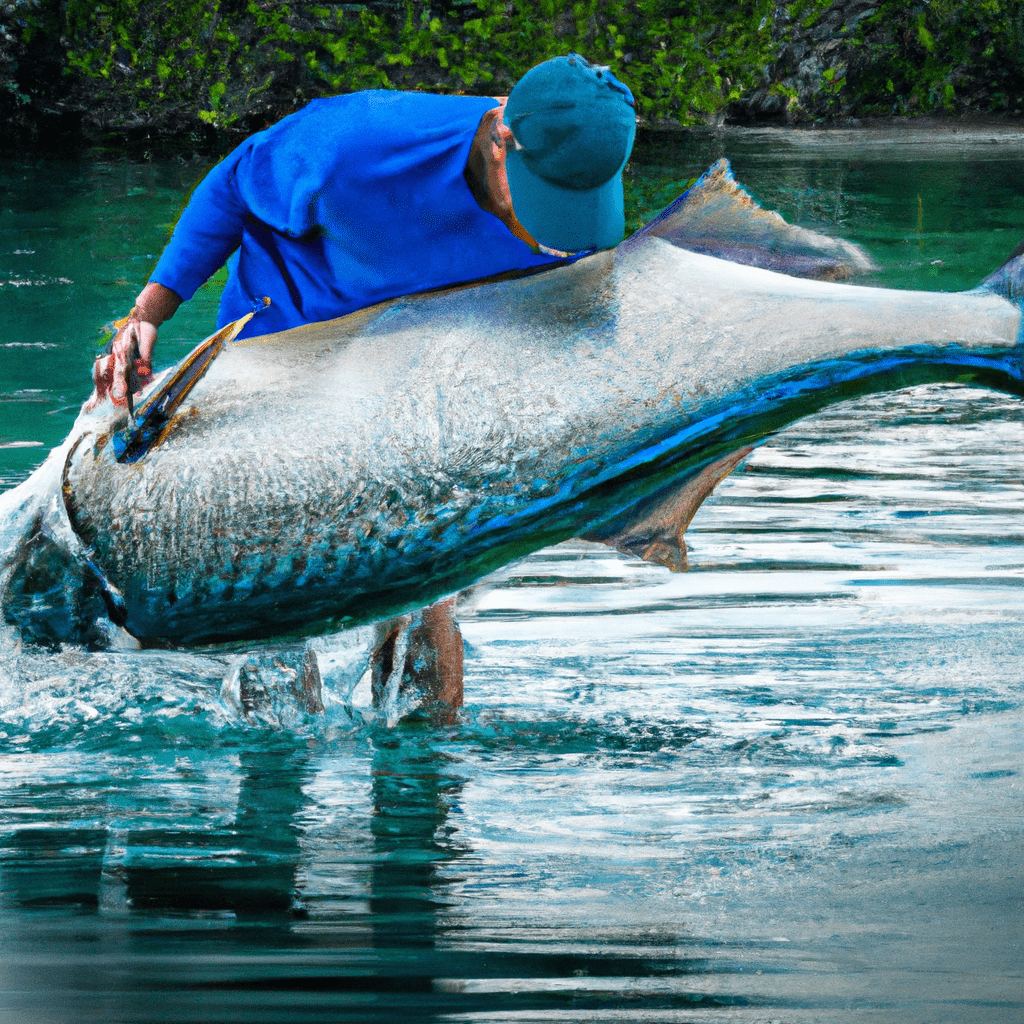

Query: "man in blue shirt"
<box><xmin>94</xmin><ymin>53</ymin><xmax>636</xmax><ymax>407</ymax></box>
<box><xmin>89</xmin><ymin>54</ymin><xmax>635</xmax><ymax>713</ymax></box>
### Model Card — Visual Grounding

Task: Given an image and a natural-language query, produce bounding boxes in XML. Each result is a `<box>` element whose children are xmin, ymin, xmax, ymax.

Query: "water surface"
<box><xmin>0</xmin><ymin>127</ymin><xmax>1022</xmax><ymax>1022</ymax></box>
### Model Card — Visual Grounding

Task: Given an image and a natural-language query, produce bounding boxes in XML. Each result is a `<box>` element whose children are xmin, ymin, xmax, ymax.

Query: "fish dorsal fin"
<box><xmin>620</xmin><ymin>158</ymin><xmax>876</xmax><ymax>281</ymax></box>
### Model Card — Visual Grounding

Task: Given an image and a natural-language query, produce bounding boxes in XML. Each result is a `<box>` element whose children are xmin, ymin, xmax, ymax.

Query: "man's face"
<box><xmin>469</xmin><ymin>100</ymin><xmax>583</xmax><ymax>254</ymax></box>
<box><xmin>482</xmin><ymin>102</ymin><xmax>580</xmax><ymax>257</ymax></box>
<box><xmin>463</xmin><ymin>100</ymin><xmax>538</xmax><ymax>250</ymax></box>
<box><xmin>484</xmin><ymin>101</ymin><xmax>516</xmax><ymax>220</ymax></box>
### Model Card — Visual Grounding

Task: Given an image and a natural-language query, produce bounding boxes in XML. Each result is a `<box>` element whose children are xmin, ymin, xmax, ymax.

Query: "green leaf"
<box><xmin>917</xmin><ymin>13</ymin><xmax>936</xmax><ymax>53</ymax></box>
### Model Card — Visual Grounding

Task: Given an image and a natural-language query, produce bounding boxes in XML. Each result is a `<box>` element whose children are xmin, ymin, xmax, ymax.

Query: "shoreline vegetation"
<box><xmin>1</xmin><ymin>0</ymin><xmax>1023</xmax><ymax>153</ymax></box>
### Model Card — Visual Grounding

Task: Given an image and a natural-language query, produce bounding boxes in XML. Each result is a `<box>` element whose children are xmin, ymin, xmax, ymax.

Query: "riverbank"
<box><xmin>2</xmin><ymin>1</ymin><xmax>1023</xmax><ymax>153</ymax></box>
<box><xmin>699</xmin><ymin>115</ymin><xmax>1024</xmax><ymax>152</ymax></box>
<box><xmin>10</xmin><ymin>108</ymin><xmax>1024</xmax><ymax>169</ymax></box>
<box><xmin>4</xmin><ymin>110</ymin><xmax>1024</xmax><ymax>174</ymax></box>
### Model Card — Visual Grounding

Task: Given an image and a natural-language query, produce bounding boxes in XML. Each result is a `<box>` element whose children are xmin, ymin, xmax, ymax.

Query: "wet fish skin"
<box><xmin>2</xmin><ymin>164</ymin><xmax>1023</xmax><ymax>646</ymax></box>
<box><xmin>60</xmin><ymin>251</ymin><xmax>1024</xmax><ymax>641</ymax></box>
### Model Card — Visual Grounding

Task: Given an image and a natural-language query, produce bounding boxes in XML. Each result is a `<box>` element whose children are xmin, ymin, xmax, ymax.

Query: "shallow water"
<box><xmin>0</xmin><ymin>128</ymin><xmax>1022</xmax><ymax>1022</ymax></box>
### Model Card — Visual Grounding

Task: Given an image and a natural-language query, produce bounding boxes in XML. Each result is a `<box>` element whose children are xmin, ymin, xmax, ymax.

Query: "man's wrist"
<box><xmin>133</xmin><ymin>283</ymin><xmax>182</xmax><ymax>327</ymax></box>
<box><xmin>131</xmin><ymin>307</ymin><xmax>159</xmax><ymax>327</ymax></box>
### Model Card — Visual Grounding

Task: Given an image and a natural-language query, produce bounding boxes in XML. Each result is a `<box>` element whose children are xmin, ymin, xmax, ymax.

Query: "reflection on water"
<box><xmin>1</xmin><ymin>130</ymin><xmax>1023</xmax><ymax>1021</ymax></box>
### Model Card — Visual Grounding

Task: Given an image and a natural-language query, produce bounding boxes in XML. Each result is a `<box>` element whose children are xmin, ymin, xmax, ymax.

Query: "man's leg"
<box><xmin>370</xmin><ymin>598</ymin><xmax>464</xmax><ymax>719</ymax></box>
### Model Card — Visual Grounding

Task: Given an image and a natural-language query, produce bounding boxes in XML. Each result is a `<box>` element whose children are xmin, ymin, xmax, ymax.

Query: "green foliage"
<box><xmin>848</xmin><ymin>0</ymin><xmax>1024</xmax><ymax>115</ymax></box>
<box><xmin>821</xmin><ymin>64</ymin><xmax>845</xmax><ymax>98</ymax></box>
<box><xmin>55</xmin><ymin>0</ymin><xmax>345</xmax><ymax>127</ymax></box>
<box><xmin>10</xmin><ymin>0</ymin><xmax>779</xmax><ymax>134</ymax></box>
<box><xmin>4</xmin><ymin>0</ymin><xmax>1023</xmax><ymax>138</ymax></box>
<box><xmin>786</xmin><ymin>0</ymin><xmax>832</xmax><ymax>30</ymax></box>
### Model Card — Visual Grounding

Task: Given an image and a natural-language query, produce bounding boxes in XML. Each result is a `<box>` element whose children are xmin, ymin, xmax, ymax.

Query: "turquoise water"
<box><xmin>1</xmin><ymin>128</ymin><xmax>1023</xmax><ymax>1022</ymax></box>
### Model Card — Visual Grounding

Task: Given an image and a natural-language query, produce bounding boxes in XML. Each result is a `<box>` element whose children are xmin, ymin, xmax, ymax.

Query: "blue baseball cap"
<box><xmin>504</xmin><ymin>53</ymin><xmax>636</xmax><ymax>253</ymax></box>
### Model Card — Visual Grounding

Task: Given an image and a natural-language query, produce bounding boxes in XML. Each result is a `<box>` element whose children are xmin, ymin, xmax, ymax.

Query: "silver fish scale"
<box><xmin>59</xmin><ymin>240</ymin><xmax>1022</xmax><ymax>641</ymax></box>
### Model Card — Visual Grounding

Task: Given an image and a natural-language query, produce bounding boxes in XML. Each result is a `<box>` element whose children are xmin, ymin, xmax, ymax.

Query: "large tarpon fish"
<box><xmin>1</xmin><ymin>160</ymin><xmax>1022</xmax><ymax>648</ymax></box>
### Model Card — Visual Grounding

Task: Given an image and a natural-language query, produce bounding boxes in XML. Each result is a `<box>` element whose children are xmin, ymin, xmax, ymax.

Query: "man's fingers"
<box><xmin>85</xmin><ymin>352</ymin><xmax>115</xmax><ymax>412</ymax></box>
<box><xmin>126</xmin><ymin>357</ymin><xmax>154</xmax><ymax>401</ymax></box>
<box><xmin>110</xmin><ymin>321</ymin><xmax>146</xmax><ymax>403</ymax></box>
<box><xmin>86</xmin><ymin>319</ymin><xmax>157</xmax><ymax>411</ymax></box>
<box><xmin>135</xmin><ymin>321</ymin><xmax>158</xmax><ymax>363</ymax></box>
<box><xmin>111</xmin><ymin>320</ymin><xmax>139</xmax><ymax>363</ymax></box>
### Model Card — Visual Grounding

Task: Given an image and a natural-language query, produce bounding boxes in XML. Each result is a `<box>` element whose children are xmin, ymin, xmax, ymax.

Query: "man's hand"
<box><xmin>88</xmin><ymin>318</ymin><xmax>157</xmax><ymax>412</ymax></box>
<box><xmin>87</xmin><ymin>283</ymin><xmax>181</xmax><ymax>412</ymax></box>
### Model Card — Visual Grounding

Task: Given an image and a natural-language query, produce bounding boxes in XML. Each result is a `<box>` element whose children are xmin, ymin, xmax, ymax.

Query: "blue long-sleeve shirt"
<box><xmin>150</xmin><ymin>91</ymin><xmax>565</xmax><ymax>339</ymax></box>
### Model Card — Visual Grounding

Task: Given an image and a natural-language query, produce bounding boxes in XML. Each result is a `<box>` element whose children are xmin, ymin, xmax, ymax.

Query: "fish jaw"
<box><xmin>0</xmin><ymin>406</ymin><xmax>133</xmax><ymax>648</ymax></box>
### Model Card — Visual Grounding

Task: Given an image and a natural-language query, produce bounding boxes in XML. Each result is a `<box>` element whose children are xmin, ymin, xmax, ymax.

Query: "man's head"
<box><xmin>502</xmin><ymin>54</ymin><xmax>635</xmax><ymax>253</ymax></box>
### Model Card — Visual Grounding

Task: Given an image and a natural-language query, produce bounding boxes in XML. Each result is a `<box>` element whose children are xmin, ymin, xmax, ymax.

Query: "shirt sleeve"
<box><xmin>148</xmin><ymin>146</ymin><xmax>255</xmax><ymax>302</ymax></box>
<box><xmin>149</xmin><ymin>110</ymin><xmax>328</xmax><ymax>302</ymax></box>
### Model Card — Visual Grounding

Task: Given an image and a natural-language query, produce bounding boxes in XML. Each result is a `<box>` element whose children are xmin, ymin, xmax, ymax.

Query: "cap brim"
<box><xmin>506</xmin><ymin>150</ymin><xmax>626</xmax><ymax>253</ymax></box>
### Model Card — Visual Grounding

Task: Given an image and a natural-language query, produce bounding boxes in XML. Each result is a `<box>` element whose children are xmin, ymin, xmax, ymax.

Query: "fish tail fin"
<box><xmin>980</xmin><ymin>240</ymin><xmax>1024</xmax><ymax>310</ymax></box>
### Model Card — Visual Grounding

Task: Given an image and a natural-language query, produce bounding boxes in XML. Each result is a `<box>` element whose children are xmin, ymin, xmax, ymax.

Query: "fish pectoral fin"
<box><xmin>582</xmin><ymin>447</ymin><xmax>753</xmax><ymax>572</ymax></box>
<box><xmin>620</xmin><ymin>158</ymin><xmax>876</xmax><ymax>280</ymax></box>
<box><xmin>111</xmin><ymin>312</ymin><xmax>256</xmax><ymax>463</ymax></box>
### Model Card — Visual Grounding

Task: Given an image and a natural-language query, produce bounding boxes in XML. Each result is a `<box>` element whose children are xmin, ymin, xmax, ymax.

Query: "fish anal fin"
<box><xmin>584</xmin><ymin>446</ymin><xmax>753</xmax><ymax>572</ymax></box>
<box><xmin>620</xmin><ymin>158</ymin><xmax>875</xmax><ymax>281</ymax></box>
<box><xmin>628</xmin><ymin>538</ymin><xmax>689</xmax><ymax>574</ymax></box>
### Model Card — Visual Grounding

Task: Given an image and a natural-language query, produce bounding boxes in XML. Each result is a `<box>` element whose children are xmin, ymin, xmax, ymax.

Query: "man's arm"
<box><xmin>91</xmin><ymin>143</ymin><xmax>257</xmax><ymax>409</ymax></box>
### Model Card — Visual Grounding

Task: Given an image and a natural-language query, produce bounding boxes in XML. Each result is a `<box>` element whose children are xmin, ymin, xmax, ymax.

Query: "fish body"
<box><xmin>2</xmin><ymin>162</ymin><xmax>1023</xmax><ymax>646</ymax></box>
